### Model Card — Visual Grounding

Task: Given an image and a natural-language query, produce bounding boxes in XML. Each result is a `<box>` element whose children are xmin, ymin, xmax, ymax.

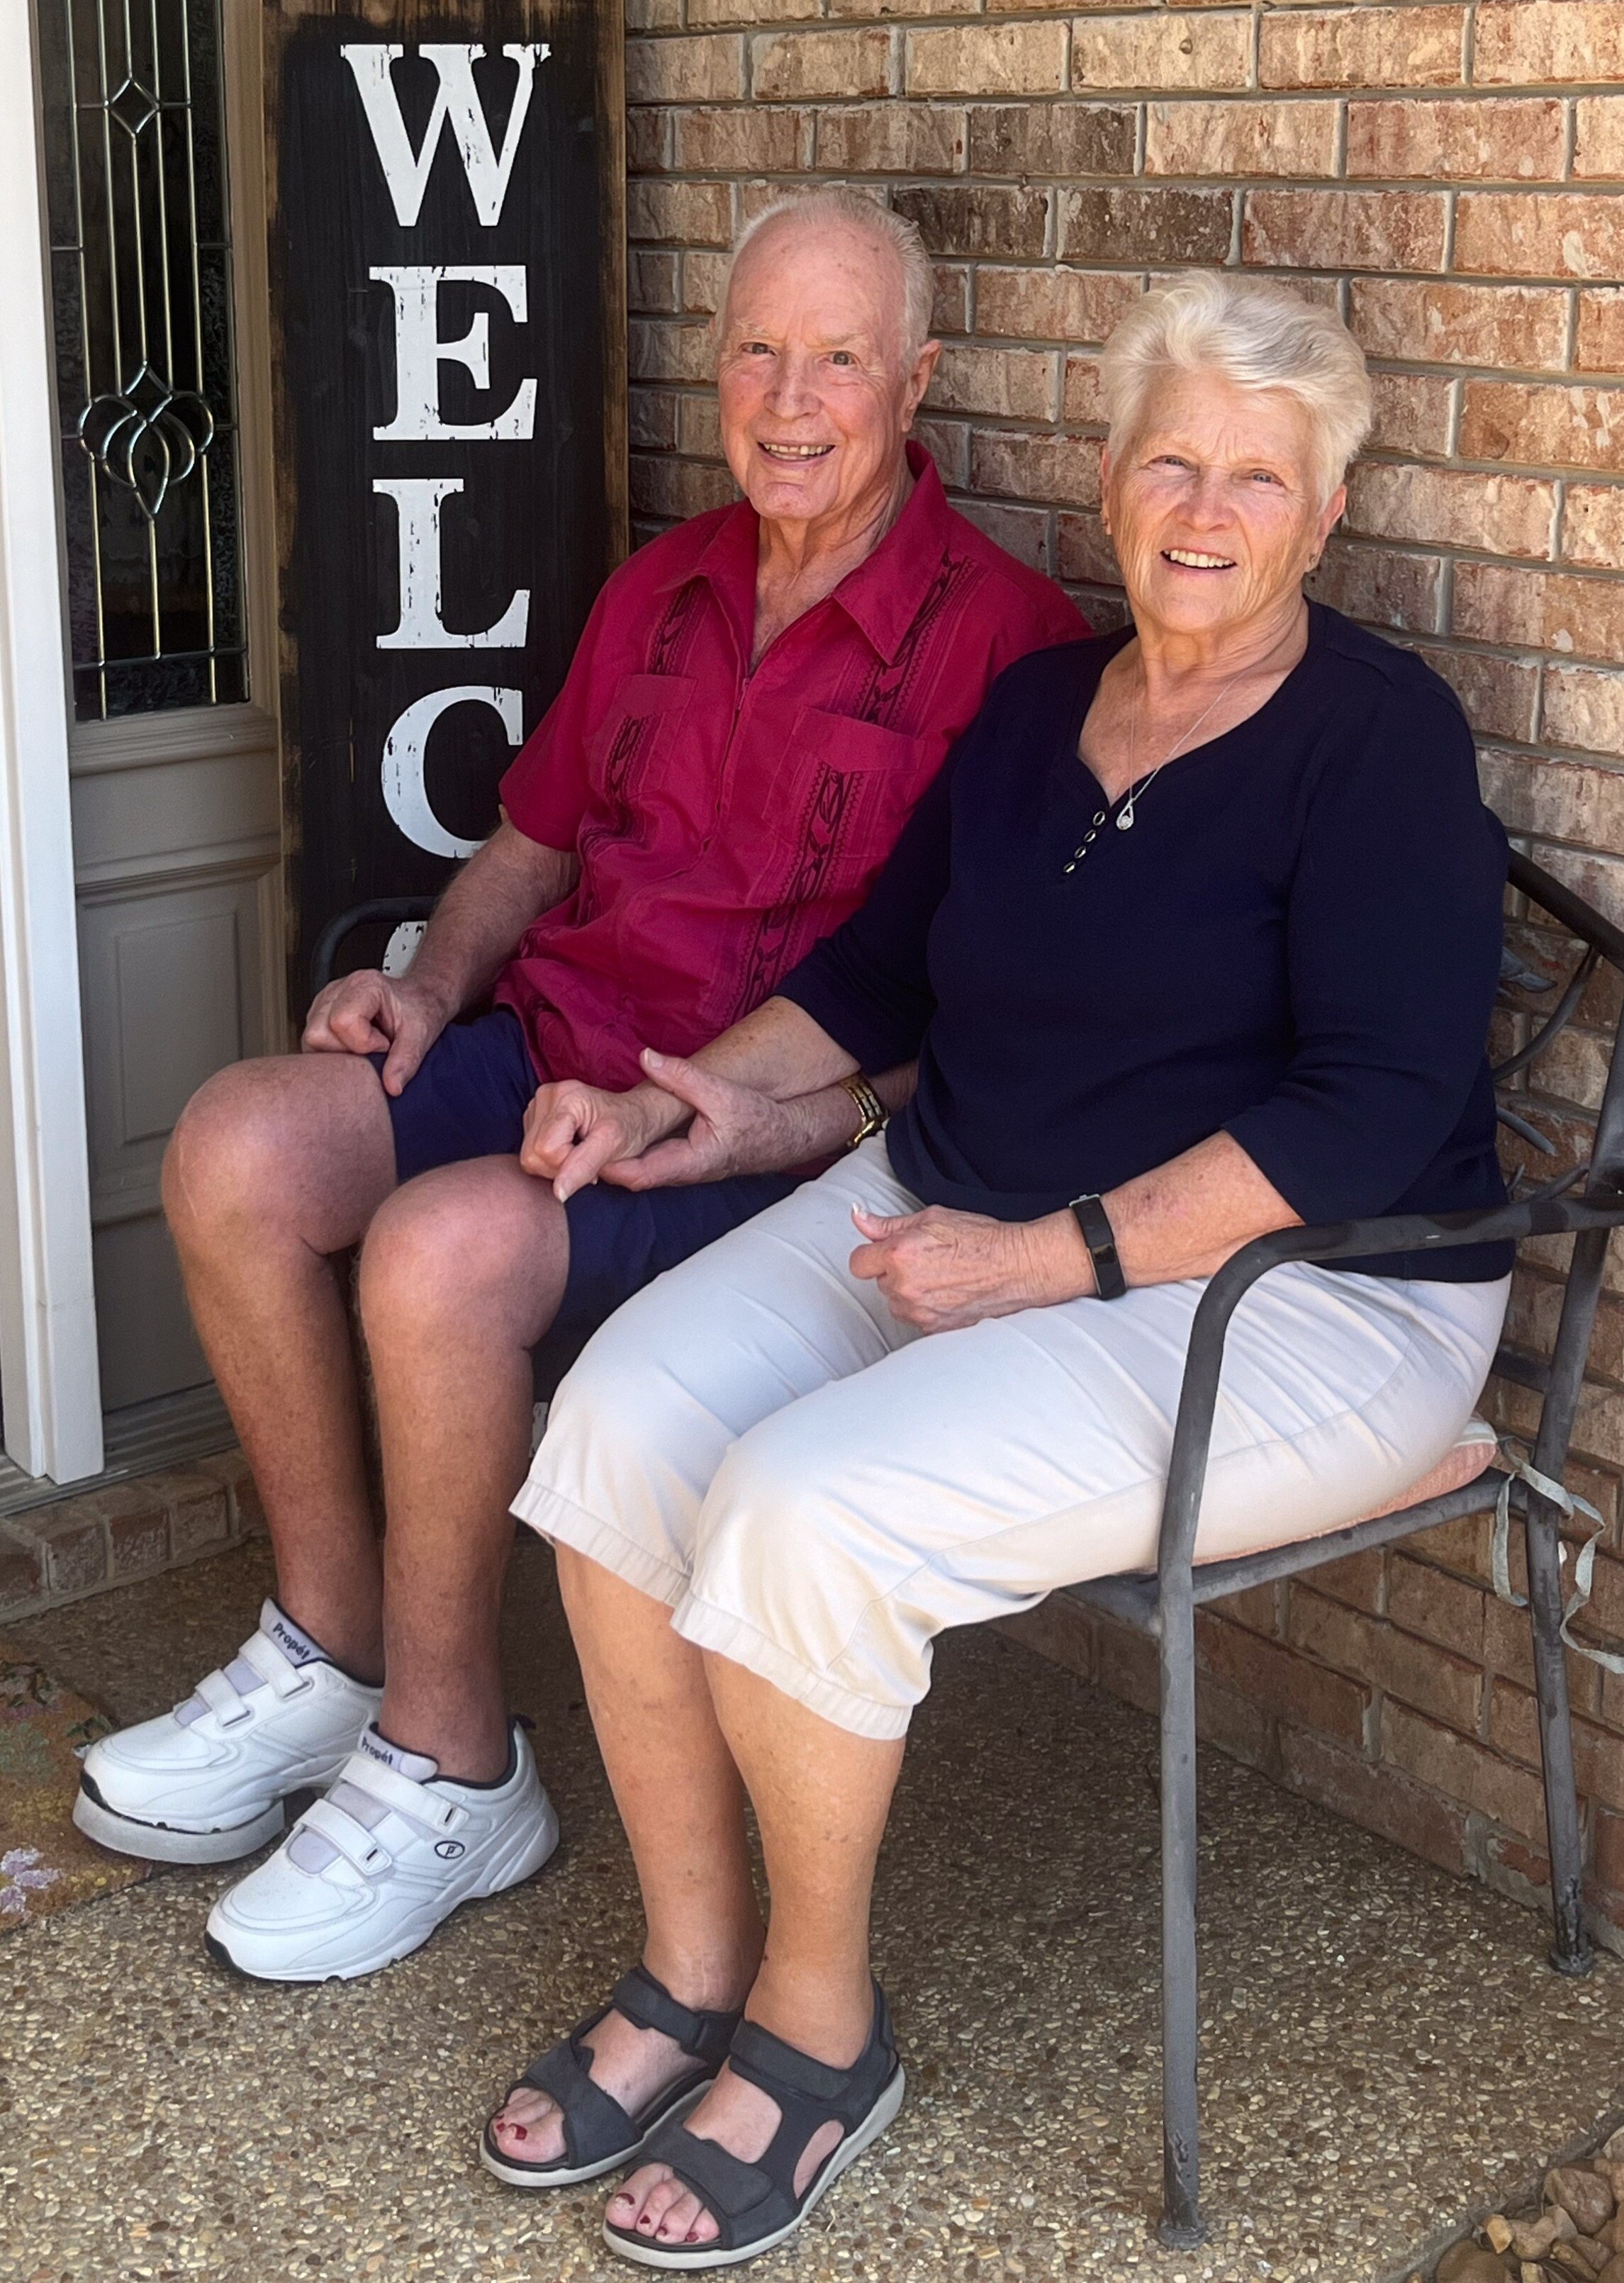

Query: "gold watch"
<box><xmin>838</xmin><ymin>1072</ymin><xmax>887</xmax><ymax>1148</ymax></box>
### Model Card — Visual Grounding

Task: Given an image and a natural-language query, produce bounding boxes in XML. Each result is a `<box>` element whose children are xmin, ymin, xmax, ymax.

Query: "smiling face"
<box><xmin>715</xmin><ymin>217</ymin><xmax>939</xmax><ymax>537</ymax></box>
<box><xmin>1102</xmin><ymin>370</ymin><xmax>1345</xmax><ymax>642</ymax></box>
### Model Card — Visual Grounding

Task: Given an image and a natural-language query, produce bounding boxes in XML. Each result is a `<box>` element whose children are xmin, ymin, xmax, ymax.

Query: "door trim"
<box><xmin>0</xmin><ymin>4</ymin><xmax>104</xmax><ymax>1482</ymax></box>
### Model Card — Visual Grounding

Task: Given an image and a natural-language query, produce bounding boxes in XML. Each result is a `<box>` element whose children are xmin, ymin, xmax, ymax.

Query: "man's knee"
<box><xmin>163</xmin><ymin>1059</ymin><xmax>310</xmax><ymax>1243</ymax></box>
<box><xmin>359</xmin><ymin>1165</ymin><xmax>564</xmax><ymax>1350</ymax></box>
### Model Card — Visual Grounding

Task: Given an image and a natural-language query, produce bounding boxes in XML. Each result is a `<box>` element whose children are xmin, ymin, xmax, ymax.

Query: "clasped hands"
<box><xmin>520</xmin><ymin>1052</ymin><xmax>1097</xmax><ymax>1333</ymax></box>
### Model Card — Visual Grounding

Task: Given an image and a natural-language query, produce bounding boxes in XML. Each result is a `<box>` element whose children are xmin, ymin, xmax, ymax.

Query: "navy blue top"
<box><xmin>779</xmin><ymin>603</ymin><xmax>1512</xmax><ymax>1283</ymax></box>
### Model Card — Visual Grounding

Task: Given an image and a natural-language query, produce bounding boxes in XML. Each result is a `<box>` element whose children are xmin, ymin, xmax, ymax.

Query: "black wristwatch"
<box><xmin>1068</xmin><ymin>1192</ymin><xmax>1126</xmax><ymax>1300</ymax></box>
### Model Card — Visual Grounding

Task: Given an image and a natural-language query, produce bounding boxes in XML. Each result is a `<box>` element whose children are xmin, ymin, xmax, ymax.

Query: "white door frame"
<box><xmin>0</xmin><ymin>4</ymin><xmax>106</xmax><ymax>1483</ymax></box>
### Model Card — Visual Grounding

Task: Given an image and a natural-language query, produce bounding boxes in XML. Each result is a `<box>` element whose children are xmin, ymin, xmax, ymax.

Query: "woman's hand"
<box><xmin>849</xmin><ymin>1205</ymin><xmax>1094</xmax><ymax>1333</ymax></box>
<box><xmin>520</xmin><ymin>1079</ymin><xmax>686</xmax><ymax>1200</ymax></box>
<box><xmin>605</xmin><ymin>1049</ymin><xmax>812</xmax><ymax>1188</ymax></box>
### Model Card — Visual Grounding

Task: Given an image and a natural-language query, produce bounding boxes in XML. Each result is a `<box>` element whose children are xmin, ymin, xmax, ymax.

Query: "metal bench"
<box><xmin>1068</xmin><ymin>846</ymin><xmax>1624</xmax><ymax>2246</ymax></box>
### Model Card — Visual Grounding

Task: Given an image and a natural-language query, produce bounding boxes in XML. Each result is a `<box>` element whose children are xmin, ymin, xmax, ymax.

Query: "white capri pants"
<box><xmin>514</xmin><ymin>1138</ymin><xmax>1508</xmax><ymax>1742</ymax></box>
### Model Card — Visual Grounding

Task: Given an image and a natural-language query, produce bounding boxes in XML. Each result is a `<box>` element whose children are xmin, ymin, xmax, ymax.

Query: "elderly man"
<box><xmin>75</xmin><ymin>189</ymin><xmax>1079</xmax><ymax>1982</ymax></box>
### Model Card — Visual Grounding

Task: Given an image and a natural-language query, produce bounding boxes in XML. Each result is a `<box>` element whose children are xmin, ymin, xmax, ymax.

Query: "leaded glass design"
<box><xmin>38</xmin><ymin>0</ymin><xmax>247</xmax><ymax>719</ymax></box>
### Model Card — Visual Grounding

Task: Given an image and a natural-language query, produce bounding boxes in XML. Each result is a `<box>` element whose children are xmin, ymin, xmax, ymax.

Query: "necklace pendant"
<box><xmin>1116</xmin><ymin>809</ymin><xmax>1136</xmax><ymax>832</ymax></box>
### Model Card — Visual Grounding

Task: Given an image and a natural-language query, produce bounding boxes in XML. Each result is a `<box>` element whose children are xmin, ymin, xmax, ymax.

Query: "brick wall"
<box><xmin>621</xmin><ymin>0</ymin><xmax>1624</xmax><ymax>1948</ymax></box>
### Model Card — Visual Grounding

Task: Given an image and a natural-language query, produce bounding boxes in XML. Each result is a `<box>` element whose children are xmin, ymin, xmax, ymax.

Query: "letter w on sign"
<box><xmin>340</xmin><ymin>43</ymin><xmax>549</xmax><ymax>228</ymax></box>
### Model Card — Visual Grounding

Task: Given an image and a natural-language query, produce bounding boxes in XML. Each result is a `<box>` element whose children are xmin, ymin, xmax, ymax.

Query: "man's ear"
<box><xmin>901</xmin><ymin>338</ymin><xmax>942</xmax><ymax>432</ymax></box>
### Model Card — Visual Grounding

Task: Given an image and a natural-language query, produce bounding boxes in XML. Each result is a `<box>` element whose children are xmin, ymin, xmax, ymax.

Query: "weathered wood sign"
<box><xmin>266</xmin><ymin>0</ymin><xmax>625</xmax><ymax>1005</ymax></box>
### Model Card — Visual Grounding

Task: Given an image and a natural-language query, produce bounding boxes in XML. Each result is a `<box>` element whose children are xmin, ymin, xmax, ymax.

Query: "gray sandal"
<box><xmin>602</xmin><ymin>1982</ymin><xmax>904</xmax><ymax>2269</ymax></box>
<box><xmin>481</xmin><ymin>1963</ymin><xmax>741</xmax><ymax>2189</ymax></box>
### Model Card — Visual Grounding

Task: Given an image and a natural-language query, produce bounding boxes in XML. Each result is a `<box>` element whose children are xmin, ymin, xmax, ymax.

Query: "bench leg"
<box><xmin>1158</xmin><ymin>1578</ymin><xmax>1209</xmax><ymax>2248</ymax></box>
<box><xmin>1525</xmin><ymin>1490</ymin><xmax>1594</xmax><ymax>1976</ymax></box>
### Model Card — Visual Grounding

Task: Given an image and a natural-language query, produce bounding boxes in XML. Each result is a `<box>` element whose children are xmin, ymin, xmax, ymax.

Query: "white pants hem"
<box><xmin>672</xmin><ymin>1593</ymin><xmax>913</xmax><ymax>1742</ymax></box>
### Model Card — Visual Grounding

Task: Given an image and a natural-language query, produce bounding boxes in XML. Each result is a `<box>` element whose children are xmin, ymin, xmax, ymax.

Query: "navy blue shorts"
<box><xmin>371</xmin><ymin>1009</ymin><xmax>797</xmax><ymax>1338</ymax></box>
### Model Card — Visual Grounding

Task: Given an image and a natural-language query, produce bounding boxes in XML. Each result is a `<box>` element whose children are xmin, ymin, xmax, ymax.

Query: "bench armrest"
<box><xmin>1153</xmin><ymin>1187</ymin><xmax>1624</xmax><ymax>1585</ymax></box>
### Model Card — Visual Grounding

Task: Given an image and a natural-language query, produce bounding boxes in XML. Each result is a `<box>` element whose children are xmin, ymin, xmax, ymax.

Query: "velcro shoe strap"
<box><xmin>729</xmin><ymin>2019</ymin><xmax>855</xmax><ymax>2107</ymax></box>
<box><xmin>522</xmin><ymin>2036</ymin><xmax>636</xmax><ymax>2170</ymax></box>
<box><xmin>194</xmin><ymin>1668</ymin><xmax>256</xmax><ymax>1725</ymax></box>
<box><xmin>333</xmin><ymin>1751</ymin><xmax>459</xmax><ymax>1834</ymax></box>
<box><xmin>234</xmin><ymin>1629</ymin><xmax>306</xmax><ymax>1698</ymax></box>
<box><xmin>295</xmin><ymin>1795</ymin><xmax>392</xmax><ymax>1875</ymax></box>
<box><xmin>642</xmin><ymin>2121</ymin><xmax>783</xmax><ymax>2247</ymax></box>
<box><xmin>612</xmin><ymin>1963</ymin><xmax>739</xmax><ymax>2065</ymax></box>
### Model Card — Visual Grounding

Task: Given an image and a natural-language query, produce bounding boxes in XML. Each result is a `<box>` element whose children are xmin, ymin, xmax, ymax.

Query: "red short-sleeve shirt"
<box><xmin>494</xmin><ymin>445</ymin><xmax>1082</xmax><ymax>1089</ymax></box>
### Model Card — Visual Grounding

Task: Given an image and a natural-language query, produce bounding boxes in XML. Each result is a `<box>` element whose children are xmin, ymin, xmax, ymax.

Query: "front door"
<box><xmin>35</xmin><ymin>0</ymin><xmax>283</xmax><ymax>1413</ymax></box>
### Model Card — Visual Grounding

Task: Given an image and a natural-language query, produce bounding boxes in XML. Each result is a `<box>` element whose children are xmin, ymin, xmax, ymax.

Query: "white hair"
<box><xmin>722</xmin><ymin>189</ymin><xmax>936</xmax><ymax>361</ymax></box>
<box><xmin>1099</xmin><ymin>270</ymin><xmax>1373</xmax><ymax>503</ymax></box>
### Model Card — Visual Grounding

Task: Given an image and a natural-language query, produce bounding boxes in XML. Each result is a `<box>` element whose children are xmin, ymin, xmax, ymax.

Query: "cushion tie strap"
<box><xmin>1492</xmin><ymin>1449</ymin><xmax>1624</xmax><ymax>1676</ymax></box>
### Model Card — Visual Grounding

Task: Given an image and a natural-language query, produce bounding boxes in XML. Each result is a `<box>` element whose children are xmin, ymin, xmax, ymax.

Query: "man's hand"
<box><xmin>605</xmin><ymin>1049</ymin><xmax>809</xmax><ymax>1189</ymax></box>
<box><xmin>849</xmin><ymin>1204</ymin><xmax>1094</xmax><ymax>1333</ymax></box>
<box><xmin>302</xmin><ymin>972</ymin><xmax>452</xmax><ymax>1096</ymax></box>
<box><xmin>520</xmin><ymin>1078</ymin><xmax>687</xmax><ymax>1201</ymax></box>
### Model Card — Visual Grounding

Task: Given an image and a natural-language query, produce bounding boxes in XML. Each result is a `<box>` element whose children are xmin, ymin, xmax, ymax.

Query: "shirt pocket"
<box><xmin>766</xmin><ymin>705</ymin><xmax>940</xmax><ymax>904</ymax></box>
<box><xmin>581</xmin><ymin>673</ymin><xmax>699</xmax><ymax>843</ymax></box>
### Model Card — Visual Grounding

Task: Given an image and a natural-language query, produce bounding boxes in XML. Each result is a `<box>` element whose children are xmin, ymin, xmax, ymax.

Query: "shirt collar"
<box><xmin>657</xmin><ymin>442</ymin><xmax>953</xmax><ymax>668</ymax></box>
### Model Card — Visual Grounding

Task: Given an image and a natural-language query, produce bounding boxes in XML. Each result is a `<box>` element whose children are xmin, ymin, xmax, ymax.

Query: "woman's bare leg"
<box><xmin>488</xmin><ymin>1554</ymin><xmax>765</xmax><ymax>2165</ymax></box>
<box><xmin>610</xmin><ymin>1657</ymin><xmax>904</xmax><ymax>2248</ymax></box>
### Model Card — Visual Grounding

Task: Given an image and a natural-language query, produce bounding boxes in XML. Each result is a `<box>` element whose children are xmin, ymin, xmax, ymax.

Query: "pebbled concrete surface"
<box><xmin>1</xmin><ymin>1535</ymin><xmax>1621</xmax><ymax>2283</ymax></box>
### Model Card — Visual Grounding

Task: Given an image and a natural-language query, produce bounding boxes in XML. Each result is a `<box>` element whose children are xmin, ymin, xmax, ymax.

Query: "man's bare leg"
<box><xmin>356</xmin><ymin>1156</ymin><xmax>572</xmax><ymax>1780</ymax></box>
<box><xmin>162</xmin><ymin>1055</ymin><xmax>399</xmax><ymax>1678</ymax></box>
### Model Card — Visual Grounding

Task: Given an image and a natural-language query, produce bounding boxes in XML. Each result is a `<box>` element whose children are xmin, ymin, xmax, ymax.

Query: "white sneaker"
<box><xmin>203</xmin><ymin>1721</ymin><xmax>559</xmax><ymax>1982</ymax></box>
<box><xmin>74</xmin><ymin>1600</ymin><xmax>381</xmax><ymax>1866</ymax></box>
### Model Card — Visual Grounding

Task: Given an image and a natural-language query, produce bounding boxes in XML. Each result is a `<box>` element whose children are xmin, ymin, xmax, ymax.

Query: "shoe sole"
<box><xmin>480</xmin><ymin>2077</ymin><xmax>712</xmax><ymax>2189</ymax></box>
<box><xmin>72</xmin><ymin>1783</ymin><xmax>288</xmax><ymax>1866</ymax></box>
<box><xmin>203</xmin><ymin>1802</ymin><xmax>561</xmax><ymax>1984</ymax></box>
<box><xmin>601</xmin><ymin>2064</ymin><xmax>906</xmax><ymax>2270</ymax></box>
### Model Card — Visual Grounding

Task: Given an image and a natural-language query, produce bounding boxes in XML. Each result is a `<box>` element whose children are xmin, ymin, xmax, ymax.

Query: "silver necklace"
<box><xmin>1063</xmin><ymin>664</ymin><xmax>1248</xmax><ymax>877</ymax></box>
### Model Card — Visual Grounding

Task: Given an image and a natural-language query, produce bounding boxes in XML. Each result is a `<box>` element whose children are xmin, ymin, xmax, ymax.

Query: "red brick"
<box><xmin>0</xmin><ymin>1531</ymin><xmax>45</xmax><ymax>1615</ymax></box>
<box><xmin>906</xmin><ymin>21</ymin><xmax>1066</xmax><ymax>96</ymax></box>
<box><xmin>954</xmin><ymin>498</ymin><xmax>1050</xmax><ymax>572</ymax></box>
<box><xmin>1074</xmin><ymin>12</ymin><xmax>1250</xmax><ymax>91</ymax></box>
<box><xmin>912</xmin><ymin>415</ymin><xmax>969</xmax><ymax>488</ymax></box>
<box><xmin>1598</xmin><ymin>1807</ymin><xmax>1624</xmax><ymax>1892</ymax></box>
<box><xmin>1197</xmin><ymin>1610</ymin><xmax>1370</xmax><ymax>1746</ymax></box>
<box><xmin>1306</xmin><ymin>539</ymin><xmax>1444</xmax><ymax>633</ymax></box>
<box><xmin>1348</xmin><ymin>279</ymin><xmax>1569</xmax><ymax>373</ymax></box>
<box><xmin>631</xmin><ymin>454</ymin><xmax>737</xmax><ymax>521</ymax></box>
<box><xmin>1368</xmin><ymin>371</ymin><xmax>1455</xmax><ymax>459</ymax></box>
<box><xmin>627</xmin><ymin>180</ymin><xmax>732</xmax><ymax>248</ymax></box>
<box><xmin>629</xmin><ymin>249</ymin><xmax>680</xmax><ymax>316</ymax></box>
<box><xmin>892</xmin><ymin>185</ymin><xmax>1049</xmax><ymax>260</ymax></box>
<box><xmin>1576</xmin><ymin>291</ymin><xmax>1624</xmax><ymax>374</ymax></box>
<box><xmin>975</xmin><ymin>267</ymin><xmax>1141</xmax><ymax>346</ymax></box>
<box><xmin>1387</xmin><ymin>1554</ymin><xmax>1487</xmax><ymax>1659</ymax></box>
<box><xmin>1243</xmin><ymin>190</ymin><xmax>1449</xmax><ymax>275</ymax></box>
<box><xmin>1345</xmin><ymin>462</ymin><xmax>1557</xmax><ymax>560</ymax></box>
<box><xmin>927</xmin><ymin>344</ymin><xmax>1058</xmax><ymax>420</ymax></box>
<box><xmin>1574</xmin><ymin>98</ymin><xmax>1624</xmax><ymax>180</ymax></box>
<box><xmin>1407</xmin><ymin>642</ymin><xmax>1540</xmax><ymax>744</ymax></box>
<box><xmin>1454</xmin><ymin>565</ymin><xmax>1624</xmax><ymax>664</ymax></box>
<box><xmin>1563</xmin><ymin>487</ymin><xmax>1624</xmax><ymax>573</ymax></box>
<box><xmin>1543</xmin><ymin>666</ymin><xmax>1624</xmax><ymax>759</ymax></box>
<box><xmin>1489</xmin><ymin>1680</ymin><xmax>1624</xmax><ymax>1812</ymax></box>
<box><xmin>1346</xmin><ymin>97</ymin><xmax>1565</xmax><ymax>181</ymax></box>
<box><xmin>1063</xmin><ymin>354</ymin><xmax>1104</xmax><ymax>425</ymax></box>
<box><xmin>1145</xmin><ymin>100</ymin><xmax>1338</xmax><ymax>180</ymax></box>
<box><xmin>1281</xmin><ymin>1727</ymin><xmax>1471</xmax><ymax>1874</ymax></box>
<box><xmin>1461</xmin><ymin>381</ymin><xmax>1624</xmax><ymax>474</ymax></box>
<box><xmin>1456</xmin><ymin>194</ymin><xmax>1624</xmax><ymax>283</ymax></box>
<box><xmin>629</xmin><ymin>388</ymin><xmax>678</xmax><ymax>453</ymax></box>
<box><xmin>626</xmin><ymin>106</ymin><xmax>669</xmax><ymax>172</ymax></box>
<box><xmin>752</xmin><ymin>28</ymin><xmax>890</xmax><ymax>100</ymax></box>
<box><xmin>970</xmin><ymin>429</ymin><xmax>1099</xmax><ymax>506</ymax></box>
<box><xmin>1056</xmin><ymin>509</ymin><xmax>1119</xmax><ymax>585</ymax></box>
<box><xmin>675</xmin><ymin>105</ymin><xmax>812</xmax><ymax>173</ymax></box>
<box><xmin>625</xmin><ymin>33</ymin><xmax>746</xmax><ymax>103</ymax></box>
<box><xmin>1261</xmin><ymin>4</ymin><xmax>1467</xmax><ymax>89</ymax></box>
<box><xmin>814</xmin><ymin>103</ymin><xmax>961</xmax><ymax>174</ymax></box>
<box><xmin>965</xmin><ymin>101</ymin><xmax>1136</xmax><ymax>177</ymax></box>
<box><xmin>1474</xmin><ymin>1</ymin><xmax>1624</xmax><ymax>85</ymax></box>
<box><xmin>931</xmin><ymin>264</ymin><xmax>970</xmax><ymax>338</ymax></box>
<box><xmin>1380</xmin><ymin>1701</ymin><xmax>1549</xmax><ymax>1841</ymax></box>
<box><xmin>629</xmin><ymin>318</ymin><xmax>714</xmax><ymax>384</ymax></box>
<box><xmin>1306</xmin><ymin>1549</ymin><xmax>1387</xmax><ymax>1613</ymax></box>
<box><xmin>1060</xmin><ymin>186</ymin><xmax>1233</xmax><ymax>265</ymax></box>
<box><xmin>676</xmin><ymin>393</ymin><xmax>722</xmax><ymax>461</ymax></box>
<box><xmin>1289</xmin><ymin>1589</ymin><xmax>1483</xmax><ymax>1729</ymax></box>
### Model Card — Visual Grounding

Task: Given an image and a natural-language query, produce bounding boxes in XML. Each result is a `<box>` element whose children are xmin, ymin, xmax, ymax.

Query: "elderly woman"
<box><xmin>485</xmin><ymin>271</ymin><xmax>1511</xmax><ymax>2263</ymax></box>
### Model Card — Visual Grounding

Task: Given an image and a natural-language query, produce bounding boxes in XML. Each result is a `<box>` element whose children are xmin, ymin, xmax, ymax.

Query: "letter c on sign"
<box><xmin>381</xmin><ymin>685</ymin><xmax>522</xmax><ymax>857</ymax></box>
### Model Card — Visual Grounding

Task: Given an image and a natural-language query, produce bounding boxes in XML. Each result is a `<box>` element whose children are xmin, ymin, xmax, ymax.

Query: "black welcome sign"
<box><xmin>268</xmin><ymin>0</ymin><xmax>625</xmax><ymax>1003</ymax></box>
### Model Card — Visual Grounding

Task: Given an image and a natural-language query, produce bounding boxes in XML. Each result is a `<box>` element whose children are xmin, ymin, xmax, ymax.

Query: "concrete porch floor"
<box><xmin>1</xmin><ymin>1536</ymin><xmax>1620</xmax><ymax>2283</ymax></box>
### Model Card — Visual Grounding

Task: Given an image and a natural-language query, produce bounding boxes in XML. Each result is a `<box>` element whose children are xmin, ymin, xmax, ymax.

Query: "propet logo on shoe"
<box><xmin>435</xmin><ymin>1839</ymin><xmax>466</xmax><ymax>1859</ymax></box>
<box><xmin>269</xmin><ymin>1615</ymin><xmax>315</xmax><ymax>1664</ymax></box>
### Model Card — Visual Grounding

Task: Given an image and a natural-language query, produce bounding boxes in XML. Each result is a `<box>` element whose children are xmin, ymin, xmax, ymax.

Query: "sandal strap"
<box><xmin>520</xmin><ymin>2033</ymin><xmax>635</xmax><ymax>2171</ymax></box>
<box><xmin>622</xmin><ymin>1984</ymin><xmax>898</xmax><ymax>2255</ymax></box>
<box><xmin>610</xmin><ymin>1963</ymin><xmax>739</xmax><ymax>2067</ymax></box>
